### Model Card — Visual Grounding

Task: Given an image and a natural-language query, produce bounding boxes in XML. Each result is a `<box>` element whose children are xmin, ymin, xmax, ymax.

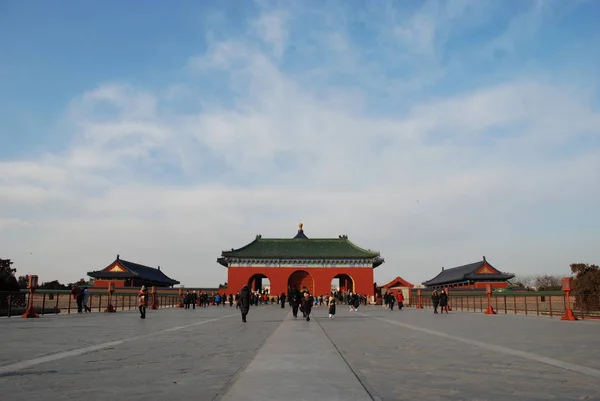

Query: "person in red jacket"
<box><xmin>397</xmin><ymin>291</ymin><xmax>404</xmax><ymax>310</ymax></box>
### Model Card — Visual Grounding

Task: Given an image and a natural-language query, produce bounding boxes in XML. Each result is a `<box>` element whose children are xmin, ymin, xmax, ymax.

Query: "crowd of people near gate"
<box><xmin>174</xmin><ymin>289</ymin><xmax>373</xmax><ymax>310</ymax></box>
<box><xmin>232</xmin><ymin>285</ymin><xmax>370</xmax><ymax>322</ymax></box>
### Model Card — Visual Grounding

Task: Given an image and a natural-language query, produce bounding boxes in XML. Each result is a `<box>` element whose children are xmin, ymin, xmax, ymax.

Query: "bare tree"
<box><xmin>512</xmin><ymin>274</ymin><xmax>536</xmax><ymax>290</ymax></box>
<box><xmin>534</xmin><ymin>275</ymin><xmax>562</xmax><ymax>291</ymax></box>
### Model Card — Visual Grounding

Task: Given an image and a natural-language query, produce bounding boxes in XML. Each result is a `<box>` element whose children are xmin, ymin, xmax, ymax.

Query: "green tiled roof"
<box><xmin>221</xmin><ymin>236</ymin><xmax>381</xmax><ymax>259</ymax></box>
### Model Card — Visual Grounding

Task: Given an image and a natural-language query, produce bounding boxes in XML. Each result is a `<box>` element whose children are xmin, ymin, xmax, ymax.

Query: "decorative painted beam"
<box><xmin>227</xmin><ymin>258</ymin><xmax>373</xmax><ymax>268</ymax></box>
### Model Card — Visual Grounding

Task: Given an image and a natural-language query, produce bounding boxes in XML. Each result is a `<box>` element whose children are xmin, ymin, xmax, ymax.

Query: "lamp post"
<box><xmin>150</xmin><ymin>286</ymin><xmax>159</xmax><ymax>310</ymax></box>
<box><xmin>484</xmin><ymin>283</ymin><xmax>497</xmax><ymax>314</ymax></box>
<box><xmin>21</xmin><ymin>275</ymin><xmax>40</xmax><ymax>318</ymax></box>
<box><xmin>105</xmin><ymin>282</ymin><xmax>116</xmax><ymax>312</ymax></box>
<box><xmin>560</xmin><ymin>277</ymin><xmax>578</xmax><ymax>321</ymax></box>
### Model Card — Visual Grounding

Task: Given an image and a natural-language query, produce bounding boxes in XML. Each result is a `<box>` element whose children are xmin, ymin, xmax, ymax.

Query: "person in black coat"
<box><xmin>239</xmin><ymin>285</ymin><xmax>251</xmax><ymax>322</ymax></box>
<box><xmin>431</xmin><ymin>290</ymin><xmax>440</xmax><ymax>314</ymax></box>
<box><xmin>290</xmin><ymin>287</ymin><xmax>301</xmax><ymax>318</ymax></box>
<box><xmin>301</xmin><ymin>292</ymin><xmax>314</xmax><ymax>321</ymax></box>
<box><xmin>328</xmin><ymin>296</ymin><xmax>336</xmax><ymax>319</ymax></box>
<box><xmin>280</xmin><ymin>292</ymin><xmax>287</xmax><ymax>308</ymax></box>
<box><xmin>439</xmin><ymin>290</ymin><xmax>449</xmax><ymax>314</ymax></box>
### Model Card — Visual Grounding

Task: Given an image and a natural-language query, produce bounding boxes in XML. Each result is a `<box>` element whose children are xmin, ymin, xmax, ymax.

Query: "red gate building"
<box><xmin>217</xmin><ymin>224</ymin><xmax>384</xmax><ymax>297</ymax></box>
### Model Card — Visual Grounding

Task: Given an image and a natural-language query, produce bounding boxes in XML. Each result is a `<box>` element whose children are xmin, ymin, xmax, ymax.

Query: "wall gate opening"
<box><xmin>288</xmin><ymin>270</ymin><xmax>315</xmax><ymax>294</ymax></box>
<box><xmin>248</xmin><ymin>273</ymin><xmax>270</xmax><ymax>293</ymax></box>
<box><xmin>331</xmin><ymin>273</ymin><xmax>354</xmax><ymax>293</ymax></box>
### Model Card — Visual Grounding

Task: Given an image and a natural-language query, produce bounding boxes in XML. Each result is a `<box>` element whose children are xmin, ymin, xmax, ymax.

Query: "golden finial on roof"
<box><xmin>298</xmin><ymin>222</ymin><xmax>303</xmax><ymax>230</ymax></box>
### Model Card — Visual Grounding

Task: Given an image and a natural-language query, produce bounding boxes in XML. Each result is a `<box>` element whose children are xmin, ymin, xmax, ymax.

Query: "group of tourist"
<box><xmin>235</xmin><ymin>286</ymin><xmax>368</xmax><ymax>322</ymax></box>
<box><xmin>70</xmin><ymin>286</ymin><xmax>92</xmax><ymax>314</ymax></box>
<box><xmin>182</xmin><ymin>290</ymin><xmax>236</xmax><ymax>308</ymax></box>
<box><xmin>76</xmin><ymin>284</ymin><xmax>450</xmax><ymax>320</ymax></box>
<box><xmin>431</xmin><ymin>289</ymin><xmax>450</xmax><ymax>314</ymax></box>
<box><xmin>382</xmin><ymin>291</ymin><xmax>405</xmax><ymax>311</ymax></box>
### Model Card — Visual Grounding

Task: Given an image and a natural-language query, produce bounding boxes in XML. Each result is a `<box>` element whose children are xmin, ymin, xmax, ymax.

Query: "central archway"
<box><xmin>287</xmin><ymin>270</ymin><xmax>315</xmax><ymax>294</ymax></box>
<box><xmin>331</xmin><ymin>273</ymin><xmax>354</xmax><ymax>293</ymax></box>
<box><xmin>248</xmin><ymin>273</ymin><xmax>270</xmax><ymax>294</ymax></box>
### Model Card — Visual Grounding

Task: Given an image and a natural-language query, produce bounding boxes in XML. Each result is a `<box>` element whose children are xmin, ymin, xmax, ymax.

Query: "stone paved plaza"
<box><xmin>1</xmin><ymin>305</ymin><xmax>600</xmax><ymax>401</ymax></box>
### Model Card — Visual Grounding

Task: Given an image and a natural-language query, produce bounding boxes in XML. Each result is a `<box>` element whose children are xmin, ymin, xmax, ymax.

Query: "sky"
<box><xmin>1</xmin><ymin>0</ymin><xmax>599</xmax><ymax>288</ymax></box>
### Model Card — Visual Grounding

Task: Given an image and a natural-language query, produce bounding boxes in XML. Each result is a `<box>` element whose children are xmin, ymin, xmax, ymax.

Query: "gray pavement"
<box><xmin>219</xmin><ymin>311</ymin><xmax>372</xmax><ymax>401</ymax></box>
<box><xmin>1</xmin><ymin>304</ymin><xmax>599</xmax><ymax>401</ymax></box>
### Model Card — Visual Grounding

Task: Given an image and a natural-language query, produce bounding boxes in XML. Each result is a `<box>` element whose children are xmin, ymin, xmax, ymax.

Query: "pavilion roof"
<box><xmin>88</xmin><ymin>255</ymin><xmax>180</xmax><ymax>286</ymax></box>
<box><xmin>422</xmin><ymin>257</ymin><xmax>514</xmax><ymax>287</ymax></box>
<box><xmin>380</xmin><ymin>276</ymin><xmax>415</xmax><ymax>289</ymax></box>
<box><xmin>218</xmin><ymin>224</ymin><xmax>384</xmax><ymax>266</ymax></box>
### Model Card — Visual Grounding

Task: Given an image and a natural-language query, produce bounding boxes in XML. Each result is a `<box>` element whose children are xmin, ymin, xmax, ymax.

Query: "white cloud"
<box><xmin>1</xmin><ymin>1</ymin><xmax>599</xmax><ymax>288</ymax></box>
<box><xmin>251</xmin><ymin>11</ymin><xmax>288</xmax><ymax>59</ymax></box>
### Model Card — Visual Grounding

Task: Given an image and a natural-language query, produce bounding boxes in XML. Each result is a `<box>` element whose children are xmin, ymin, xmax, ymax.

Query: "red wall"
<box><xmin>228</xmin><ymin>267</ymin><xmax>374</xmax><ymax>297</ymax></box>
<box><xmin>473</xmin><ymin>282</ymin><xmax>509</xmax><ymax>289</ymax></box>
<box><xmin>93</xmin><ymin>280</ymin><xmax>126</xmax><ymax>287</ymax></box>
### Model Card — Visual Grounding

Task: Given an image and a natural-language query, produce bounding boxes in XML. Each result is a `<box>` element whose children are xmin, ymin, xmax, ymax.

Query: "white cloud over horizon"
<box><xmin>1</xmin><ymin>0</ymin><xmax>599</xmax><ymax>288</ymax></box>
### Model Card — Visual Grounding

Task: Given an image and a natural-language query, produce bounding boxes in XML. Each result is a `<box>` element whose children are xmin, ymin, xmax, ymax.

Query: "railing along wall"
<box><xmin>408</xmin><ymin>289</ymin><xmax>600</xmax><ymax>320</ymax></box>
<box><xmin>0</xmin><ymin>289</ymin><xmax>182</xmax><ymax>318</ymax></box>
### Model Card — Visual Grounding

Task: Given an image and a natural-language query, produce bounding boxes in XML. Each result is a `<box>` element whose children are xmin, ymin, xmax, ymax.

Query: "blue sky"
<box><xmin>1</xmin><ymin>0</ymin><xmax>599</xmax><ymax>287</ymax></box>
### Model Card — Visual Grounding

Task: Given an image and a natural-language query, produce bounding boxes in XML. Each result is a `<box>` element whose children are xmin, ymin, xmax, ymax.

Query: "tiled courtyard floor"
<box><xmin>1</xmin><ymin>305</ymin><xmax>599</xmax><ymax>400</ymax></box>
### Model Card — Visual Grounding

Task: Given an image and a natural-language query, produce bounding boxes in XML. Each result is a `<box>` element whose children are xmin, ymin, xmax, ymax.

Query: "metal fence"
<box><xmin>409</xmin><ymin>291</ymin><xmax>600</xmax><ymax>320</ymax></box>
<box><xmin>0</xmin><ymin>290</ymin><xmax>182</xmax><ymax>317</ymax></box>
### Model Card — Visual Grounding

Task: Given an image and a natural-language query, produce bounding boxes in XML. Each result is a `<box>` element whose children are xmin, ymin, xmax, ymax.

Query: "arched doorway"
<box><xmin>331</xmin><ymin>274</ymin><xmax>354</xmax><ymax>293</ymax></box>
<box><xmin>248</xmin><ymin>274</ymin><xmax>270</xmax><ymax>294</ymax></box>
<box><xmin>288</xmin><ymin>270</ymin><xmax>315</xmax><ymax>294</ymax></box>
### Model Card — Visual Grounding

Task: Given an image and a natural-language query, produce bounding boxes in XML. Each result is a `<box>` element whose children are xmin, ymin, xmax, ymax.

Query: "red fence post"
<box><xmin>177</xmin><ymin>288</ymin><xmax>184</xmax><ymax>308</ymax></box>
<box><xmin>484</xmin><ymin>284</ymin><xmax>497</xmax><ymax>314</ymax></box>
<box><xmin>21</xmin><ymin>275</ymin><xmax>40</xmax><ymax>318</ymax></box>
<box><xmin>105</xmin><ymin>282</ymin><xmax>116</xmax><ymax>312</ymax></box>
<box><xmin>560</xmin><ymin>277</ymin><xmax>577</xmax><ymax>321</ymax></box>
<box><xmin>150</xmin><ymin>286</ymin><xmax>159</xmax><ymax>310</ymax></box>
<box><xmin>416</xmin><ymin>289</ymin><xmax>423</xmax><ymax>309</ymax></box>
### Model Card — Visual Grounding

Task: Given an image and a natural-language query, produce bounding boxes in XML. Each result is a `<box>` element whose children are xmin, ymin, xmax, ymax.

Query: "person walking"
<box><xmin>439</xmin><ymin>289</ymin><xmax>449</xmax><ymax>314</ymax></box>
<box><xmin>280</xmin><ymin>292</ymin><xmax>287</xmax><ymax>308</ymax></box>
<box><xmin>352</xmin><ymin>292</ymin><xmax>361</xmax><ymax>312</ymax></box>
<box><xmin>328</xmin><ymin>296</ymin><xmax>336</xmax><ymax>319</ymax></box>
<box><xmin>290</xmin><ymin>287</ymin><xmax>301</xmax><ymax>318</ymax></box>
<box><xmin>397</xmin><ymin>291</ymin><xmax>404</xmax><ymax>310</ymax></box>
<box><xmin>239</xmin><ymin>285</ymin><xmax>251</xmax><ymax>322</ymax></box>
<box><xmin>191</xmin><ymin>291</ymin><xmax>197</xmax><ymax>310</ymax></box>
<box><xmin>301</xmin><ymin>292</ymin><xmax>314</xmax><ymax>321</ymax></box>
<box><xmin>138</xmin><ymin>285</ymin><xmax>148</xmax><ymax>319</ymax></box>
<box><xmin>82</xmin><ymin>287</ymin><xmax>91</xmax><ymax>313</ymax></box>
<box><xmin>71</xmin><ymin>286</ymin><xmax>83</xmax><ymax>313</ymax></box>
<box><xmin>431</xmin><ymin>290</ymin><xmax>440</xmax><ymax>314</ymax></box>
<box><xmin>184</xmin><ymin>290</ymin><xmax>191</xmax><ymax>309</ymax></box>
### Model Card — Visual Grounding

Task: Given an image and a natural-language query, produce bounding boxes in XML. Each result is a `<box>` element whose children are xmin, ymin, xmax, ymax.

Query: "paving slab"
<box><xmin>2</xmin><ymin>304</ymin><xmax>600</xmax><ymax>401</ymax></box>
<box><xmin>0</xmin><ymin>305</ymin><xmax>287</xmax><ymax>401</ymax></box>
<box><xmin>319</xmin><ymin>307</ymin><xmax>600</xmax><ymax>401</ymax></box>
<box><xmin>218</xmin><ymin>312</ymin><xmax>372</xmax><ymax>401</ymax></box>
